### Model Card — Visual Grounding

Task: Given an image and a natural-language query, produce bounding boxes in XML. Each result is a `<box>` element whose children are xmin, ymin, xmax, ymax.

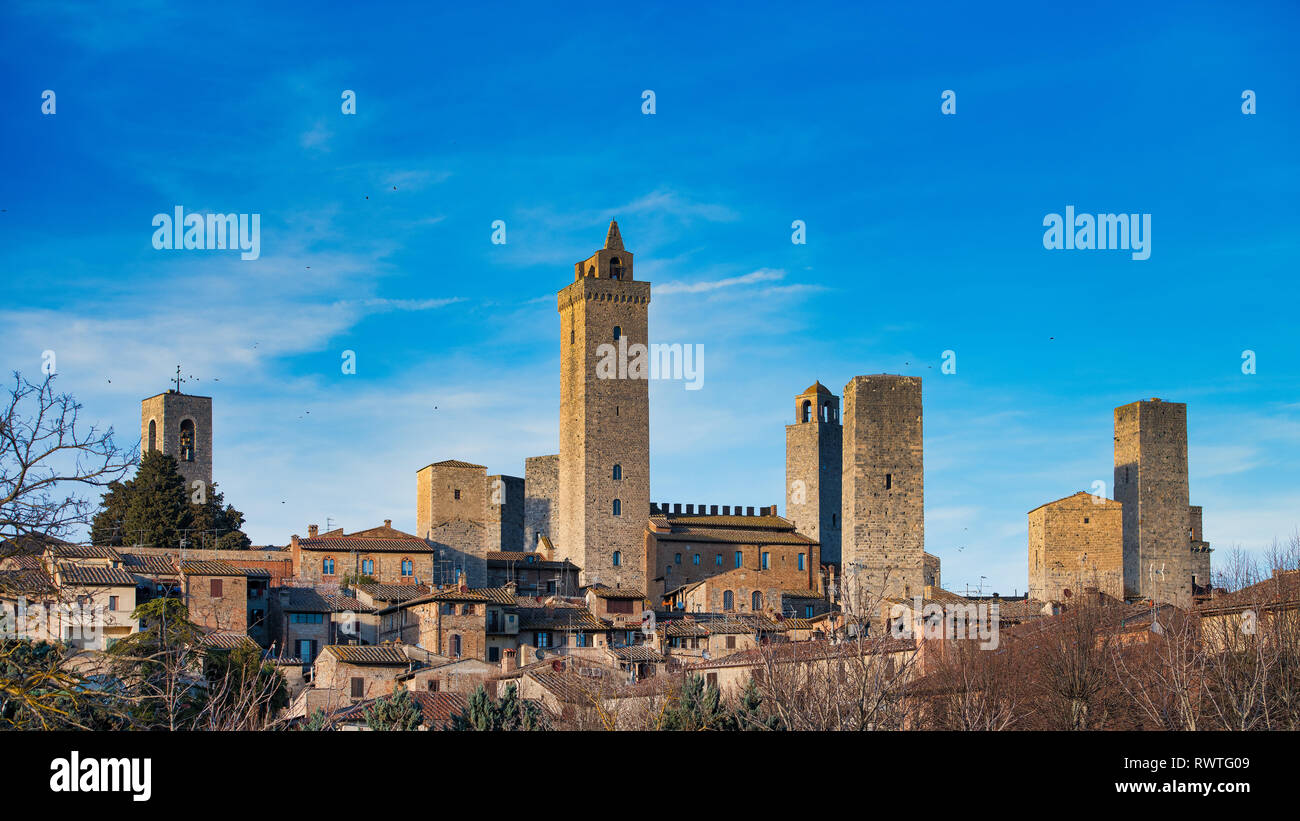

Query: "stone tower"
<box><xmin>1027</xmin><ymin>491</ymin><xmax>1124</xmax><ymax>602</ymax></box>
<box><xmin>841</xmin><ymin>375</ymin><xmax>924</xmax><ymax>608</ymax></box>
<box><xmin>141</xmin><ymin>389</ymin><xmax>212</xmax><ymax>493</ymax></box>
<box><xmin>557</xmin><ymin>221</ymin><xmax>650</xmax><ymax>591</ymax></box>
<box><xmin>785</xmin><ymin>381</ymin><xmax>842</xmax><ymax>565</ymax></box>
<box><xmin>1114</xmin><ymin>398</ymin><xmax>1192</xmax><ymax>606</ymax></box>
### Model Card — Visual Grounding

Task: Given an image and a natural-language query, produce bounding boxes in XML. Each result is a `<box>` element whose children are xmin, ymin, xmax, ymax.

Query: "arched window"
<box><xmin>801</xmin><ymin>400</ymin><xmax>812</xmax><ymax>423</ymax></box>
<box><xmin>723</xmin><ymin>590</ymin><xmax>734</xmax><ymax>611</ymax></box>
<box><xmin>612</xmin><ymin>551</ymin><xmax>622</xmax><ymax>567</ymax></box>
<box><xmin>147</xmin><ymin>420</ymin><xmax>156</xmax><ymax>452</ymax></box>
<box><xmin>613</xmin><ymin>325</ymin><xmax>621</xmax><ymax>341</ymax></box>
<box><xmin>822</xmin><ymin>403</ymin><xmax>830</xmax><ymax>422</ymax></box>
<box><xmin>449</xmin><ymin>634</ymin><xmax>462</xmax><ymax>658</ymax></box>
<box><xmin>570</xmin><ymin>325</ymin><xmax>575</xmax><ymax>345</ymax></box>
<box><xmin>609</xmin><ymin>256</ymin><xmax>623</xmax><ymax>279</ymax></box>
<box><xmin>361</xmin><ymin>558</ymin><xmax>374</xmax><ymax>575</ymax></box>
<box><xmin>179</xmin><ymin>419</ymin><xmax>196</xmax><ymax>462</ymax></box>
<box><xmin>612</xmin><ymin>464</ymin><xmax>622</xmax><ymax>480</ymax></box>
<box><xmin>322</xmin><ymin>557</ymin><xmax>335</xmax><ymax>575</ymax></box>
<box><xmin>401</xmin><ymin>558</ymin><xmax>413</xmax><ymax>577</ymax></box>
<box><xmin>752</xmin><ymin>591</ymin><xmax>763</xmax><ymax>611</ymax></box>
<box><xmin>612</xmin><ymin>499</ymin><xmax>621</xmax><ymax>516</ymax></box>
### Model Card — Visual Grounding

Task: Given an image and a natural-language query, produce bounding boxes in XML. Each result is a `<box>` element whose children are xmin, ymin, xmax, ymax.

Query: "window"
<box><xmin>291</xmin><ymin>613</ymin><xmax>324</xmax><ymax>624</ymax></box>
<box><xmin>715</xmin><ymin>554</ymin><xmax>723</xmax><ymax>566</ymax></box>
<box><xmin>801</xmin><ymin>400</ymin><xmax>812</xmax><ymax>423</ymax></box>
<box><xmin>454</xmin><ymin>489</ymin><xmax>461</xmax><ymax>500</ymax></box>
<box><xmin>610</xmin><ymin>256</ymin><xmax>623</xmax><ymax>279</ymax></box>
<box><xmin>613</xmin><ymin>325</ymin><xmax>621</xmax><ymax>341</ymax></box>
<box><xmin>571</xmin><ymin>326</ymin><xmax>575</xmax><ymax>345</ymax></box>
<box><xmin>693</xmin><ymin>553</ymin><xmax>700</xmax><ymax>565</ymax></box>
<box><xmin>401</xmin><ymin>559</ymin><xmax>413</xmax><ymax>577</ymax></box>
<box><xmin>612</xmin><ymin>551</ymin><xmax>621</xmax><ymax>567</ymax></box>
<box><xmin>723</xmin><ymin>590</ymin><xmax>734</xmax><ymax>611</ymax></box>
<box><xmin>179</xmin><ymin>419</ymin><xmax>196</xmax><ymax>462</ymax></box>
<box><xmin>449</xmin><ymin>634</ymin><xmax>462</xmax><ymax>658</ymax></box>
<box><xmin>440</xmin><ymin>603</ymin><xmax>455</xmax><ymax>615</ymax></box>
<box><xmin>575</xmin><ymin>632</ymin><xmax>588</xmax><ymax>647</ymax></box>
<box><xmin>805</xmin><ymin>604</ymin><xmax>814</xmax><ymax>618</ymax></box>
<box><xmin>666</xmin><ymin>565</ymin><xmax>671</xmax><ymax>576</ymax></box>
<box><xmin>1083</xmin><ymin>517</ymin><xmax>1090</xmax><ymax>524</ymax></box>
<box><xmin>734</xmin><ymin>551</ymin><xmax>743</xmax><ymax>568</ymax></box>
<box><xmin>108</xmin><ymin>596</ymin><xmax>119</xmax><ymax>610</ymax></box>
<box><xmin>761</xmin><ymin>552</ymin><xmax>770</xmax><ymax>569</ymax></box>
<box><xmin>608</xmin><ymin>599</ymin><xmax>635</xmax><ymax>614</ymax></box>
<box><xmin>752</xmin><ymin>591</ymin><xmax>763</xmax><ymax>611</ymax></box>
<box><xmin>612</xmin><ymin>499</ymin><xmax>621</xmax><ymax>516</ymax></box>
<box><xmin>361</xmin><ymin>558</ymin><xmax>374</xmax><ymax>575</ymax></box>
<box><xmin>322</xmin><ymin>557</ymin><xmax>335</xmax><ymax>575</ymax></box>
<box><xmin>725</xmin><ymin>635</ymin><xmax>736</xmax><ymax>649</ymax></box>
<box><xmin>832</xmin><ymin>513</ymin><xmax>837</xmax><ymax>527</ymax></box>
<box><xmin>350</xmin><ymin>677</ymin><xmax>364</xmax><ymax>699</ymax></box>
<box><xmin>428</xmin><ymin>679</ymin><xmax>441</xmax><ymax>692</ymax></box>
<box><xmin>885</xmin><ymin>473</ymin><xmax>892</xmax><ymax>490</ymax></box>
<box><xmin>798</xmin><ymin>553</ymin><xmax>806</xmax><ymax>571</ymax></box>
<box><xmin>487</xmin><ymin>647</ymin><xmax>500</xmax><ymax>663</ymax></box>
<box><xmin>461</xmin><ymin>604</ymin><xmax>474</xmax><ymax>615</ymax></box>
<box><xmin>536</xmin><ymin>632</ymin><xmax>551</xmax><ymax>648</ymax></box>
<box><xmin>706</xmin><ymin>672</ymin><xmax>718</xmax><ymax>688</ymax></box>
<box><xmin>147</xmin><ymin>420</ymin><xmax>156</xmax><ymax>452</ymax></box>
<box><xmin>612</xmin><ymin>463</ymin><xmax>622</xmax><ymax>480</ymax></box>
<box><xmin>675</xmin><ymin>553</ymin><xmax>682</xmax><ymax>564</ymax></box>
<box><xmin>210</xmin><ymin>579</ymin><xmax>223</xmax><ymax>598</ymax></box>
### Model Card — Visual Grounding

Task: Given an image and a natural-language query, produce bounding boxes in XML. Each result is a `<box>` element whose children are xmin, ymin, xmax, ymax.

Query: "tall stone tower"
<box><xmin>557</xmin><ymin>221</ymin><xmax>650</xmax><ymax>591</ymax></box>
<box><xmin>785</xmin><ymin>382</ymin><xmax>842</xmax><ymax>565</ymax></box>
<box><xmin>141</xmin><ymin>389</ymin><xmax>212</xmax><ymax>492</ymax></box>
<box><xmin>1114</xmin><ymin>398</ymin><xmax>1192</xmax><ymax>606</ymax></box>
<box><xmin>841</xmin><ymin>375</ymin><xmax>924</xmax><ymax>608</ymax></box>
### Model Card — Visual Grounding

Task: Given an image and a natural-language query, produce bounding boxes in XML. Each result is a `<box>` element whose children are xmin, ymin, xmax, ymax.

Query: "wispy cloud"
<box><xmin>656</xmin><ymin>268</ymin><xmax>785</xmax><ymax>295</ymax></box>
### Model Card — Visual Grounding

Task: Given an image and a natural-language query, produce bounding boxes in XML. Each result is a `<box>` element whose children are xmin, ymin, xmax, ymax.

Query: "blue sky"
<box><xmin>2</xmin><ymin>0</ymin><xmax>1297</xmax><ymax>595</ymax></box>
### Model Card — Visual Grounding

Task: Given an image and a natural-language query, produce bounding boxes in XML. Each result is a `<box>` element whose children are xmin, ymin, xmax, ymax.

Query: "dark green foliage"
<box><xmin>448</xmin><ymin>684</ymin><xmax>547</xmax><ymax>731</ymax></box>
<box><xmin>300</xmin><ymin>707</ymin><xmax>333</xmax><ymax>731</ymax></box>
<box><xmin>364</xmin><ymin>687</ymin><xmax>423</xmax><ymax>731</ymax></box>
<box><xmin>661</xmin><ymin>675</ymin><xmax>781</xmax><ymax>731</ymax></box>
<box><xmin>90</xmin><ymin>450</ymin><xmax>250</xmax><ymax>549</ymax></box>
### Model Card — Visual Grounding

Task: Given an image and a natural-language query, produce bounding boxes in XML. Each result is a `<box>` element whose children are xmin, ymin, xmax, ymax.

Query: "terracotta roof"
<box><xmin>296</xmin><ymin>536</ymin><xmax>434</xmax><ymax>553</ymax></box>
<box><xmin>0</xmin><ymin>568</ymin><xmax>57</xmax><ymax>595</ymax></box>
<box><xmin>278</xmin><ymin>587</ymin><xmax>368</xmax><ymax>613</ymax></box>
<box><xmin>780</xmin><ymin>589</ymin><xmax>824</xmax><ymax>600</ymax></box>
<box><xmin>422</xmin><ymin>586</ymin><xmax>516</xmax><ymax>605</ymax></box>
<box><xmin>121</xmin><ymin>554</ymin><xmax>179</xmax><ymax>575</ymax></box>
<box><xmin>691</xmin><ymin>637</ymin><xmax>916</xmax><ymax>670</ymax></box>
<box><xmin>421</xmin><ymin>459</ymin><xmax>486</xmax><ymax>470</ymax></box>
<box><xmin>50</xmin><ymin>544</ymin><xmax>121</xmax><ymax>561</ymax></box>
<box><xmin>586</xmin><ymin>585</ymin><xmax>645</xmax><ymax>600</ymax></box>
<box><xmin>486</xmin><ymin>551</ymin><xmax>573</xmax><ymax>569</ymax></box>
<box><xmin>800</xmin><ymin>381</ymin><xmax>833</xmax><ymax>396</ymax></box>
<box><xmin>609</xmin><ymin>645</ymin><xmax>664</xmax><ymax>663</ymax></box>
<box><xmin>201</xmin><ymin>632</ymin><xmax>260</xmax><ymax>651</ymax></box>
<box><xmin>516</xmin><ymin>606</ymin><xmax>606</xmax><ymax>631</ymax></box>
<box><xmin>180</xmin><ymin>560</ymin><xmax>247</xmax><ymax>576</ymax></box>
<box><xmin>355</xmin><ymin>583</ymin><xmax>431</xmax><ymax>602</ymax></box>
<box><xmin>1200</xmin><ymin>570</ymin><xmax>1300</xmax><ymax>615</ymax></box>
<box><xmin>56</xmin><ymin>563</ymin><xmax>137</xmax><ymax>587</ymax></box>
<box><xmin>324</xmin><ymin>644</ymin><xmax>415</xmax><ymax>666</ymax></box>
<box><xmin>5</xmin><ymin>554</ymin><xmax>45</xmax><ymax>571</ymax></box>
<box><xmin>648</xmin><ymin>514</ymin><xmax>816</xmax><ymax>545</ymax></box>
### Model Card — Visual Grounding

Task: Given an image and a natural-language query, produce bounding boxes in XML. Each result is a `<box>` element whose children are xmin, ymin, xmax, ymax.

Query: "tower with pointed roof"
<box><xmin>557</xmin><ymin>221</ymin><xmax>651</xmax><ymax>591</ymax></box>
<box><xmin>786</xmin><ymin>381</ymin><xmax>842</xmax><ymax>565</ymax></box>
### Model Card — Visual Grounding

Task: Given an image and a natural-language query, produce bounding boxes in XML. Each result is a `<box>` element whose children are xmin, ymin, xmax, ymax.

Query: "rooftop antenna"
<box><xmin>173</xmin><ymin>364</ymin><xmax>186</xmax><ymax>393</ymax></box>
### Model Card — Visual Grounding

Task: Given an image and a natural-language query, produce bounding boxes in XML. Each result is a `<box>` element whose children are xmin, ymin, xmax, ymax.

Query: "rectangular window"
<box><xmin>798</xmin><ymin>553</ymin><xmax>806</xmax><ymax>571</ymax></box>
<box><xmin>885</xmin><ymin>473</ymin><xmax>892</xmax><ymax>490</ymax></box>
<box><xmin>725</xmin><ymin>636</ymin><xmax>736</xmax><ymax>649</ymax></box>
<box><xmin>454</xmin><ymin>489</ymin><xmax>461</xmax><ymax>500</ymax></box>
<box><xmin>607</xmin><ymin>598</ymin><xmax>635</xmax><ymax>614</ymax></box>
<box><xmin>761</xmin><ymin>552</ymin><xmax>770</xmax><ymax>569</ymax></box>
<box><xmin>488</xmin><ymin>647</ymin><xmax>500</xmax><ymax>662</ymax></box>
<box><xmin>693</xmin><ymin>554</ymin><xmax>700</xmax><ymax>565</ymax></box>
<box><xmin>108</xmin><ymin>596</ymin><xmax>119</xmax><ymax>610</ymax></box>
<box><xmin>706</xmin><ymin>673</ymin><xmax>718</xmax><ymax>688</ymax></box>
<box><xmin>805</xmin><ymin>604</ymin><xmax>814</xmax><ymax>618</ymax></box>
<box><xmin>350</xmin><ymin>677</ymin><xmax>364</xmax><ymax>698</ymax></box>
<box><xmin>735</xmin><ymin>551</ymin><xmax>743</xmax><ymax>568</ymax></box>
<box><xmin>575</xmin><ymin>633</ymin><xmax>587</xmax><ymax>647</ymax></box>
<box><xmin>210</xmin><ymin>579</ymin><xmax>223</xmax><ymax>598</ymax></box>
<box><xmin>715</xmin><ymin>554</ymin><xmax>722</xmax><ymax>566</ymax></box>
<box><xmin>537</xmin><ymin>632</ymin><xmax>551</xmax><ymax>648</ymax></box>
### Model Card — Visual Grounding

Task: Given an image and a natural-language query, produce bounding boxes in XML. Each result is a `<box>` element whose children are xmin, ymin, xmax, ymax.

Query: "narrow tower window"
<box><xmin>179</xmin><ymin>419</ymin><xmax>196</xmax><ymax>462</ymax></box>
<box><xmin>148</xmin><ymin>420</ymin><xmax>156</xmax><ymax>452</ymax></box>
<box><xmin>612</xmin><ymin>499</ymin><xmax>621</xmax><ymax>516</ymax></box>
<box><xmin>613</xmin><ymin>325</ymin><xmax>621</xmax><ymax>341</ymax></box>
<box><xmin>885</xmin><ymin>473</ymin><xmax>892</xmax><ymax>490</ymax></box>
<box><xmin>612</xmin><ymin>551</ymin><xmax>622</xmax><ymax>567</ymax></box>
<box><xmin>612</xmin><ymin>464</ymin><xmax>622</xmax><ymax>480</ymax></box>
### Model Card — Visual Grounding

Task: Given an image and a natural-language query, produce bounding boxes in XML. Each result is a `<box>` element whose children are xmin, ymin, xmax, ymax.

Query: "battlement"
<box><xmin>651</xmin><ymin>503</ymin><xmax>779</xmax><ymax>517</ymax></box>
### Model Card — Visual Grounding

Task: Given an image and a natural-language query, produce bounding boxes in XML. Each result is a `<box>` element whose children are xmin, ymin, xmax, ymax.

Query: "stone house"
<box><xmin>312</xmin><ymin>643</ymin><xmax>425</xmax><ymax>704</ymax></box>
<box><xmin>289</xmin><ymin>521</ymin><xmax>436</xmax><ymax>588</ymax></box>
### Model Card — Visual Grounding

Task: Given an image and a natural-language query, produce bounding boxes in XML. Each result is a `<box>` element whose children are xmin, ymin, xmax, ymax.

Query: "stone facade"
<box><xmin>141</xmin><ymin>390</ymin><xmax>213</xmax><ymax>493</ymax></box>
<box><xmin>1114</xmin><ymin>399</ymin><xmax>1192</xmax><ymax>606</ymax></box>
<box><xmin>923</xmin><ymin>552</ymin><xmax>941</xmax><ymax>588</ymax></box>
<box><xmin>557</xmin><ymin>221</ymin><xmax>650</xmax><ymax>592</ymax></box>
<box><xmin>1027</xmin><ymin>491</ymin><xmax>1124</xmax><ymax>602</ymax></box>
<box><xmin>785</xmin><ymin>382</ymin><xmax>843</xmax><ymax>566</ymax></box>
<box><xmin>416</xmin><ymin>460</ymin><xmax>487</xmax><ymax>539</ymax></box>
<box><xmin>486</xmin><ymin>474</ymin><xmax>525</xmax><ymax>552</ymax></box>
<box><xmin>841</xmin><ymin>375</ymin><xmax>925</xmax><ymax>605</ymax></box>
<box><xmin>290</xmin><ymin>522</ymin><xmax>436</xmax><ymax>588</ymax></box>
<box><xmin>524</xmin><ymin>454</ymin><xmax>560</xmax><ymax>551</ymax></box>
<box><xmin>1190</xmin><ymin>505</ymin><xmax>1213</xmax><ymax>590</ymax></box>
<box><xmin>182</xmin><ymin>565</ymin><xmax>248</xmax><ymax>634</ymax></box>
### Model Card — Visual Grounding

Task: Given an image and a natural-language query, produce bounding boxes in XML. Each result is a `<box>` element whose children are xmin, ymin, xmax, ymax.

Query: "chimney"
<box><xmin>673</xmin><ymin>504</ymin><xmax>681</xmax><ymax>514</ymax></box>
<box><xmin>384</xmin><ymin>519</ymin><xmax>392</xmax><ymax>528</ymax></box>
<box><xmin>456</xmin><ymin>568</ymin><xmax>467</xmax><ymax>592</ymax></box>
<box><xmin>290</xmin><ymin>534</ymin><xmax>300</xmax><ymax>568</ymax></box>
<box><xmin>307</xmin><ymin>524</ymin><xmax>318</xmax><ymax>538</ymax></box>
<box><xmin>502</xmin><ymin>648</ymin><xmax>518</xmax><ymax>673</ymax></box>
<box><xmin>686</xmin><ymin>504</ymin><xmax>694</xmax><ymax>514</ymax></box>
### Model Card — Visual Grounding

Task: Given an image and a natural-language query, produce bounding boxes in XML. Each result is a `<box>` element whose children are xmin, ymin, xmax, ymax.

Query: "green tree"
<box><xmin>90</xmin><ymin>450</ymin><xmax>250</xmax><ymax>549</ymax></box>
<box><xmin>661</xmin><ymin>674</ymin><xmax>732</xmax><ymax>730</ymax></box>
<box><xmin>449</xmin><ymin>684</ymin><xmax>547</xmax><ymax>731</ymax></box>
<box><xmin>364</xmin><ymin>687</ymin><xmax>424</xmax><ymax>731</ymax></box>
<box><xmin>733</xmin><ymin>679</ymin><xmax>782</xmax><ymax>730</ymax></box>
<box><xmin>300</xmin><ymin>707</ymin><xmax>334</xmax><ymax>731</ymax></box>
<box><xmin>0</xmin><ymin>638</ymin><xmax>126</xmax><ymax>730</ymax></box>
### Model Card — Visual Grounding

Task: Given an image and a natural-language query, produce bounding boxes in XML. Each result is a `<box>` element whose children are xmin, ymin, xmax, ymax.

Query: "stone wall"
<box><xmin>524</xmin><ymin>455</ymin><xmax>559</xmax><ymax>551</ymax></box>
<box><xmin>486</xmin><ymin>474</ymin><xmax>525</xmax><ymax>552</ymax></box>
<box><xmin>141</xmin><ymin>390</ymin><xmax>213</xmax><ymax>493</ymax></box>
<box><xmin>1027</xmin><ymin>491</ymin><xmax>1123</xmax><ymax>601</ymax></box>
<box><xmin>841</xmin><ymin>375</ymin><xmax>925</xmax><ymax>604</ymax></box>
<box><xmin>785</xmin><ymin>385</ymin><xmax>843</xmax><ymax>565</ymax></box>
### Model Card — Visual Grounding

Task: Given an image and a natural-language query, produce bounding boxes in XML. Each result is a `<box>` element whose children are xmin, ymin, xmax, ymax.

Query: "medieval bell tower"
<box><xmin>556</xmin><ymin>221</ymin><xmax>651</xmax><ymax>590</ymax></box>
<box><xmin>141</xmin><ymin>388</ymin><xmax>213</xmax><ymax>494</ymax></box>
